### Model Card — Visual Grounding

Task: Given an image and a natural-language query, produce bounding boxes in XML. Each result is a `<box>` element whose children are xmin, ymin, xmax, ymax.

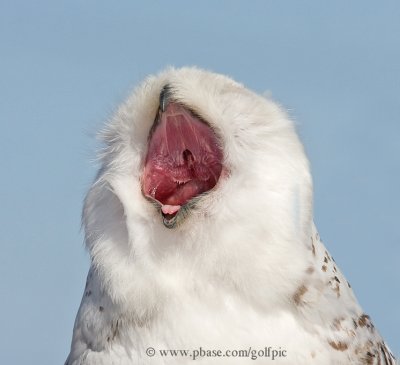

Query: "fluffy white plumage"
<box><xmin>65</xmin><ymin>67</ymin><xmax>396</xmax><ymax>364</ymax></box>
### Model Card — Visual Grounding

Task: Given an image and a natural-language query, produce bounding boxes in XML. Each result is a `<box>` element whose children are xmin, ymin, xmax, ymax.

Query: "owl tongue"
<box><xmin>142</xmin><ymin>102</ymin><xmax>223</xmax><ymax>217</ymax></box>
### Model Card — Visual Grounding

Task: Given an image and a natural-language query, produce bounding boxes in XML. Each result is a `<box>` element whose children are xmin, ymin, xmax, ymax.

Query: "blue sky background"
<box><xmin>0</xmin><ymin>1</ymin><xmax>399</xmax><ymax>363</ymax></box>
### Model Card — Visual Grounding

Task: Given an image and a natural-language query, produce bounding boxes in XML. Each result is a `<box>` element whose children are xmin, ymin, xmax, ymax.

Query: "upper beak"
<box><xmin>159</xmin><ymin>84</ymin><xmax>172</xmax><ymax>112</ymax></box>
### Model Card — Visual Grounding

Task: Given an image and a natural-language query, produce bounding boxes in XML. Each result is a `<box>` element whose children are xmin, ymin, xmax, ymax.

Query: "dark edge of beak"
<box><xmin>144</xmin><ymin>195</ymin><xmax>178</xmax><ymax>229</ymax></box>
<box><xmin>162</xmin><ymin>213</ymin><xmax>177</xmax><ymax>229</ymax></box>
<box><xmin>160</xmin><ymin>84</ymin><xmax>172</xmax><ymax>112</ymax></box>
<box><xmin>148</xmin><ymin>84</ymin><xmax>172</xmax><ymax>141</ymax></box>
<box><xmin>162</xmin><ymin>199</ymin><xmax>197</xmax><ymax>229</ymax></box>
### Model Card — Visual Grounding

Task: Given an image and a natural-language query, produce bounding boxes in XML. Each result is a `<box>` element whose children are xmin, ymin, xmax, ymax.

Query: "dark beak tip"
<box><xmin>160</xmin><ymin>84</ymin><xmax>172</xmax><ymax>112</ymax></box>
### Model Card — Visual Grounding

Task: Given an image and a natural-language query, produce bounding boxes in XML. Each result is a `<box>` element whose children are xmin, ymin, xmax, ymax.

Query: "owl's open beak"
<box><xmin>141</xmin><ymin>85</ymin><xmax>223</xmax><ymax>228</ymax></box>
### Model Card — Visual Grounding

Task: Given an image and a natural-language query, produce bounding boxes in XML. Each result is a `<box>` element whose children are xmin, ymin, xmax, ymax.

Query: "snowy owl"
<box><xmin>65</xmin><ymin>68</ymin><xmax>396</xmax><ymax>364</ymax></box>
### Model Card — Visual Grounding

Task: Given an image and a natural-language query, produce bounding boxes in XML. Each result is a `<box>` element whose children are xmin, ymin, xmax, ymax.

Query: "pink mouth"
<box><xmin>142</xmin><ymin>101</ymin><xmax>223</xmax><ymax>219</ymax></box>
